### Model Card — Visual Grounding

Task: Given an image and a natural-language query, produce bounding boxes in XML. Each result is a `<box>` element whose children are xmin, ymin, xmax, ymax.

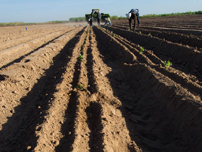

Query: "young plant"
<box><xmin>139</xmin><ymin>47</ymin><xmax>145</xmax><ymax>54</ymax></box>
<box><xmin>113</xmin><ymin>34</ymin><xmax>116</xmax><ymax>37</ymax></box>
<box><xmin>139</xmin><ymin>31</ymin><xmax>142</xmax><ymax>34</ymax></box>
<box><xmin>163</xmin><ymin>38</ymin><xmax>165</xmax><ymax>41</ymax></box>
<box><xmin>164</xmin><ymin>60</ymin><xmax>172</xmax><ymax>69</ymax></box>
<box><xmin>190</xmin><ymin>33</ymin><xmax>193</xmax><ymax>36</ymax></box>
<box><xmin>79</xmin><ymin>54</ymin><xmax>84</xmax><ymax>61</ymax></box>
<box><xmin>77</xmin><ymin>83</ymin><xmax>84</xmax><ymax>91</ymax></box>
<box><xmin>148</xmin><ymin>33</ymin><xmax>151</xmax><ymax>36</ymax></box>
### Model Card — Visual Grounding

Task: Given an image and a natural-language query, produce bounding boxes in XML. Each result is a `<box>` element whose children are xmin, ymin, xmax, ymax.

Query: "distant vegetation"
<box><xmin>69</xmin><ymin>17</ymin><xmax>86</xmax><ymax>22</ymax></box>
<box><xmin>141</xmin><ymin>10</ymin><xmax>202</xmax><ymax>18</ymax></box>
<box><xmin>46</xmin><ymin>20</ymin><xmax>68</xmax><ymax>24</ymax></box>
<box><xmin>0</xmin><ymin>10</ymin><xmax>201</xmax><ymax>26</ymax></box>
<box><xmin>0</xmin><ymin>22</ymin><xmax>39</xmax><ymax>26</ymax></box>
<box><xmin>0</xmin><ymin>20</ymin><xmax>69</xmax><ymax>27</ymax></box>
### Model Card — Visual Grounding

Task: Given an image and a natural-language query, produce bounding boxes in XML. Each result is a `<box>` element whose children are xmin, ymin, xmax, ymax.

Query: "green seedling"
<box><xmin>127</xmin><ymin>28</ymin><xmax>130</xmax><ymax>31</ymax></box>
<box><xmin>107</xmin><ymin>29</ymin><xmax>109</xmax><ymax>32</ymax></box>
<box><xmin>164</xmin><ymin>60</ymin><xmax>172</xmax><ymax>69</ymax></box>
<box><xmin>163</xmin><ymin>38</ymin><xmax>165</xmax><ymax>41</ymax></box>
<box><xmin>79</xmin><ymin>54</ymin><xmax>84</xmax><ymax>61</ymax></box>
<box><xmin>111</xmin><ymin>31</ymin><xmax>113</xmax><ymax>34</ymax></box>
<box><xmin>113</xmin><ymin>34</ymin><xmax>116</xmax><ymax>37</ymax></box>
<box><xmin>190</xmin><ymin>33</ymin><xmax>193</xmax><ymax>36</ymax></box>
<box><xmin>77</xmin><ymin>83</ymin><xmax>84</xmax><ymax>91</ymax></box>
<box><xmin>139</xmin><ymin>47</ymin><xmax>145</xmax><ymax>54</ymax></box>
<box><xmin>148</xmin><ymin>33</ymin><xmax>151</xmax><ymax>36</ymax></box>
<box><xmin>139</xmin><ymin>31</ymin><xmax>142</xmax><ymax>34</ymax></box>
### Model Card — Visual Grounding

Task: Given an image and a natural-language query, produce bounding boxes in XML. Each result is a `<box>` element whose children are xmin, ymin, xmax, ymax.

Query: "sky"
<box><xmin>0</xmin><ymin>0</ymin><xmax>201</xmax><ymax>23</ymax></box>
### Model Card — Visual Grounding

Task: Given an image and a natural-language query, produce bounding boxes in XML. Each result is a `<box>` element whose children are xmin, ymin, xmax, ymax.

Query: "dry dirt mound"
<box><xmin>0</xmin><ymin>17</ymin><xmax>202</xmax><ymax>152</ymax></box>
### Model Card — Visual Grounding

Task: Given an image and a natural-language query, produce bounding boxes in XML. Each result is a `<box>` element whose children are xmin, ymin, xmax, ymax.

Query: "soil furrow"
<box><xmin>105</xmin><ymin>26</ymin><xmax>202</xmax><ymax>82</ymax></box>
<box><xmin>113</xmin><ymin>24</ymin><xmax>202</xmax><ymax>49</ymax></box>
<box><xmin>0</xmin><ymin>29</ymin><xmax>77</xmax><ymax>71</ymax></box>
<box><xmin>90</xmin><ymin>27</ymin><xmax>141</xmax><ymax>152</ymax></box>
<box><xmin>0</xmin><ymin>24</ymin><xmax>74</xmax><ymax>43</ymax></box>
<box><xmin>1</xmin><ymin>16</ymin><xmax>202</xmax><ymax>151</ymax></box>
<box><xmin>33</xmin><ymin>27</ymin><xmax>88</xmax><ymax>152</ymax></box>
<box><xmin>0</xmin><ymin>27</ymin><xmax>83</xmax><ymax>130</ymax></box>
<box><xmin>98</xmin><ymin>26</ymin><xmax>202</xmax><ymax>99</ymax></box>
<box><xmin>0</xmin><ymin>28</ymin><xmax>76</xmax><ymax>69</ymax></box>
<box><xmin>70</xmin><ymin>27</ymin><xmax>91</xmax><ymax>152</ymax></box>
<box><xmin>0</xmin><ymin>27</ymin><xmax>85</xmax><ymax>152</ymax></box>
<box><xmin>93</xmin><ymin>26</ymin><xmax>202</xmax><ymax>151</ymax></box>
<box><xmin>0</xmin><ymin>28</ymin><xmax>75</xmax><ymax>51</ymax></box>
<box><xmin>141</xmin><ymin>26</ymin><xmax>202</xmax><ymax>37</ymax></box>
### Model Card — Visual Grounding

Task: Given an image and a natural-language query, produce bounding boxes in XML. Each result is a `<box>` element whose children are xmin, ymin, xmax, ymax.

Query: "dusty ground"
<box><xmin>0</xmin><ymin>15</ymin><xmax>202</xmax><ymax>152</ymax></box>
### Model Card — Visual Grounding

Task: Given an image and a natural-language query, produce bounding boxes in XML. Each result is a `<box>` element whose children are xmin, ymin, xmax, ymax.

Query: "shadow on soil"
<box><xmin>86</xmin><ymin>102</ymin><xmax>104</xmax><ymax>152</ymax></box>
<box><xmin>0</xmin><ymin>29</ymin><xmax>84</xmax><ymax>152</ymax></box>
<box><xmin>55</xmin><ymin>57</ymin><xmax>81</xmax><ymax>152</ymax></box>
<box><xmin>86</xmin><ymin>36</ymin><xmax>98</xmax><ymax>94</ymax></box>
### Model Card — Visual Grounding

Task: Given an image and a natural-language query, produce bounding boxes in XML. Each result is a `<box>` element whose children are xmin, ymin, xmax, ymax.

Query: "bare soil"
<box><xmin>0</xmin><ymin>15</ymin><xmax>202</xmax><ymax>152</ymax></box>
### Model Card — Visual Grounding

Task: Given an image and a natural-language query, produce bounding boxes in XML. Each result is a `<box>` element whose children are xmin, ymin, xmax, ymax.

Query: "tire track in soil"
<box><xmin>0</xmin><ymin>28</ymin><xmax>85</xmax><ymax>152</ymax></box>
<box><xmin>93</xmin><ymin>26</ymin><xmax>202</xmax><ymax>151</ymax></box>
<box><xmin>0</xmin><ymin>29</ymin><xmax>75</xmax><ymax>70</ymax></box>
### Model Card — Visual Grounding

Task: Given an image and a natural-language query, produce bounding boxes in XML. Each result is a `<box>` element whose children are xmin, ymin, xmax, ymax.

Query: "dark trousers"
<box><xmin>129</xmin><ymin>13</ymin><xmax>138</xmax><ymax>31</ymax></box>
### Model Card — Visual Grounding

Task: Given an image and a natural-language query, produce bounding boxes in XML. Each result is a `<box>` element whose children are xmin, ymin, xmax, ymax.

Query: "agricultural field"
<box><xmin>0</xmin><ymin>14</ymin><xmax>202</xmax><ymax>152</ymax></box>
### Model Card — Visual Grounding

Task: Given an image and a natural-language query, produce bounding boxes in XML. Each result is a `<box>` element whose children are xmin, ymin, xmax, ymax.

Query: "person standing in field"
<box><xmin>127</xmin><ymin>9</ymin><xmax>140</xmax><ymax>31</ymax></box>
<box><xmin>103</xmin><ymin>17</ymin><xmax>112</xmax><ymax>27</ymax></box>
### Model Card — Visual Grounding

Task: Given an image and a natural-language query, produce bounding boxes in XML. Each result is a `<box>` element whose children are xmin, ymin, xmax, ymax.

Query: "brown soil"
<box><xmin>0</xmin><ymin>16</ymin><xmax>202</xmax><ymax>152</ymax></box>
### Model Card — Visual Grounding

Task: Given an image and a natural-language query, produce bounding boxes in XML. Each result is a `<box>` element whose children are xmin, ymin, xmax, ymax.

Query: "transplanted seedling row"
<box><xmin>76</xmin><ymin>26</ymin><xmax>90</xmax><ymax>91</ymax></box>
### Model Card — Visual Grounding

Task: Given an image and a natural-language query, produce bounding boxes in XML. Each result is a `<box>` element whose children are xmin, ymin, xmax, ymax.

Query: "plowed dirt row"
<box><xmin>0</xmin><ymin>26</ymin><xmax>84</xmax><ymax>151</ymax></box>
<box><xmin>0</xmin><ymin>18</ymin><xmax>202</xmax><ymax>152</ymax></box>
<box><xmin>113</xmin><ymin>24</ymin><xmax>202</xmax><ymax>49</ymax></box>
<box><xmin>104</xmin><ymin>26</ymin><xmax>202</xmax><ymax>84</ymax></box>
<box><xmin>114</xmin><ymin>15</ymin><xmax>202</xmax><ymax>37</ymax></box>
<box><xmin>93</xmin><ymin>26</ymin><xmax>202</xmax><ymax>151</ymax></box>
<box><xmin>0</xmin><ymin>27</ymin><xmax>75</xmax><ymax>52</ymax></box>
<box><xmin>0</xmin><ymin>24</ymin><xmax>77</xmax><ymax>43</ymax></box>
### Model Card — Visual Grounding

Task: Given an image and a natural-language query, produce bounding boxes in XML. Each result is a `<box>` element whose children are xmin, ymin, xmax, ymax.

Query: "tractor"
<box><xmin>85</xmin><ymin>9</ymin><xmax>110</xmax><ymax>26</ymax></box>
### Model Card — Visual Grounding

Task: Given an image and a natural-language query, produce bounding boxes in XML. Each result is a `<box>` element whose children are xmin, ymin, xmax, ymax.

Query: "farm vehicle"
<box><xmin>85</xmin><ymin>9</ymin><xmax>110</xmax><ymax>26</ymax></box>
